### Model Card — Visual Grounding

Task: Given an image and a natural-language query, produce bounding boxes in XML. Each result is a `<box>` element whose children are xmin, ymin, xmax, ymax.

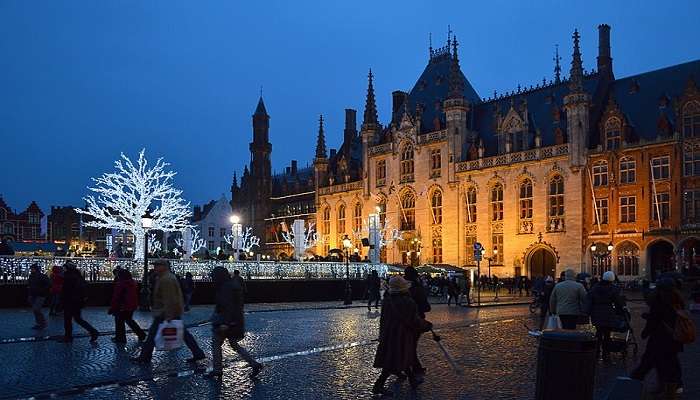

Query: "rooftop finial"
<box><xmin>315</xmin><ymin>114</ymin><xmax>327</xmax><ymax>159</ymax></box>
<box><xmin>447</xmin><ymin>24</ymin><xmax>452</xmax><ymax>47</ymax></box>
<box><xmin>260</xmin><ymin>85</ymin><xmax>263</xmax><ymax>98</ymax></box>
<box><xmin>554</xmin><ymin>44</ymin><xmax>562</xmax><ymax>83</ymax></box>
<box><xmin>569</xmin><ymin>29</ymin><xmax>584</xmax><ymax>91</ymax></box>
<box><xmin>429</xmin><ymin>32</ymin><xmax>433</xmax><ymax>57</ymax></box>
<box><xmin>447</xmin><ymin>34</ymin><xmax>464</xmax><ymax>99</ymax></box>
<box><xmin>362</xmin><ymin>68</ymin><xmax>379</xmax><ymax>128</ymax></box>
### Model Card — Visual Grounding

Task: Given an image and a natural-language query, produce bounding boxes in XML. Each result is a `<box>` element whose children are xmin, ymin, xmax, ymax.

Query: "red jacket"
<box><xmin>110</xmin><ymin>278</ymin><xmax>139</xmax><ymax>313</ymax></box>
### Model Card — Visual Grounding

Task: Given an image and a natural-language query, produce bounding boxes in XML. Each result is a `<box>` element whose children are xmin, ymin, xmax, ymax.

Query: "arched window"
<box><xmin>548</xmin><ymin>175</ymin><xmax>565</xmax><ymax>232</ymax></box>
<box><xmin>490</xmin><ymin>183</ymin><xmax>504</xmax><ymax>221</ymax></box>
<box><xmin>605</xmin><ymin>117</ymin><xmax>622</xmax><ymax>150</ymax></box>
<box><xmin>337</xmin><ymin>204</ymin><xmax>346</xmax><ymax>234</ymax></box>
<box><xmin>683</xmin><ymin>101</ymin><xmax>700</xmax><ymax>138</ymax></box>
<box><xmin>400</xmin><ymin>192</ymin><xmax>416</xmax><ymax>231</ymax></box>
<box><xmin>619</xmin><ymin>157</ymin><xmax>636</xmax><ymax>184</ymax></box>
<box><xmin>465</xmin><ymin>187</ymin><xmax>477</xmax><ymax>224</ymax></box>
<box><xmin>431</xmin><ymin>190</ymin><xmax>442</xmax><ymax>224</ymax></box>
<box><xmin>353</xmin><ymin>203</ymin><xmax>362</xmax><ymax>233</ymax></box>
<box><xmin>322</xmin><ymin>206</ymin><xmax>330</xmax><ymax>235</ymax></box>
<box><xmin>591</xmin><ymin>242</ymin><xmax>612</xmax><ymax>277</ymax></box>
<box><xmin>617</xmin><ymin>242</ymin><xmax>640</xmax><ymax>276</ymax></box>
<box><xmin>592</xmin><ymin>161</ymin><xmax>608</xmax><ymax>187</ymax></box>
<box><xmin>519</xmin><ymin>179</ymin><xmax>533</xmax><ymax>233</ymax></box>
<box><xmin>400</xmin><ymin>143</ymin><xmax>415</xmax><ymax>183</ymax></box>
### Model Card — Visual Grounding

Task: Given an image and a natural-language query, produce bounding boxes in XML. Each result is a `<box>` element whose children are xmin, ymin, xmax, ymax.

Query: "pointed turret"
<box><xmin>569</xmin><ymin>29</ymin><xmax>584</xmax><ymax>92</ymax></box>
<box><xmin>448</xmin><ymin>36</ymin><xmax>464</xmax><ymax>99</ymax></box>
<box><xmin>254</xmin><ymin>96</ymin><xmax>268</xmax><ymax>116</ymax></box>
<box><xmin>362</xmin><ymin>69</ymin><xmax>379</xmax><ymax>128</ymax></box>
<box><xmin>554</xmin><ymin>44</ymin><xmax>562</xmax><ymax>84</ymax></box>
<box><xmin>315</xmin><ymin>115</ymin><xmax>327</xmax><ymax>160</ymax></box>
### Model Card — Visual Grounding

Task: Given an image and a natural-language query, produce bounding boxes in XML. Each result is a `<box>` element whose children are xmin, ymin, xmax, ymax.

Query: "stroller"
<box><xmin>605</xmin><ymin>301</ymin><xmax>639</xmax><ymax>357</ymax></box>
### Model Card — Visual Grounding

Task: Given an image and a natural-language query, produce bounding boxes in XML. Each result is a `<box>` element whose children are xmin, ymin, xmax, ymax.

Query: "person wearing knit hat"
<box><xmin>388</xmin><ymin>275</ymin><xmax>411</xmax><ymax>293</ymax></box>
<box><xmin>586</xmin><ymin>270</ymin><xmax>625</xmax><ymax>362</ymax></box>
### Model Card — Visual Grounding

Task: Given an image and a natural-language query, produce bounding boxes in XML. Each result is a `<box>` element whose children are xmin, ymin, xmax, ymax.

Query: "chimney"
<box><xmin>330</xmin><ymin>148</ymin><xmax>337</xmax><ymax>158</ymax></box>
<box><xmin>291</xmin><ymin>160</ymin><xmax>298</xmax><ymax>175</ymax></box>
<box><xmin>344</xmin><ymin>109</ymin><xmax>357</xmax><ymax>155</ymax></box>
<box><xmin>285</xmin><ymin>166</ymin><xmax>291</xmax><ymax>175</ymax></box>
<box><xmin>597</xmin><ymin>24</ymin><xmax>613</xmax><ymax>80</ymax></box>
<box><xmin>392</xmin><ymin>91</ymin><xmax>408</xmax><ymax>121</ymax></box>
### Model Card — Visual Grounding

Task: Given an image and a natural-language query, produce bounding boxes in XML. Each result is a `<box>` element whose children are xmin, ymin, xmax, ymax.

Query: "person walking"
<box><xmin>205</xmin><ymin>267</ymin><xmax>262</xmax><ymax>379</ymax></box>
<box><xmin>49</xmin><ymin>265</ymin><xmax>64</xmax><ymax>316</ymax></box>
<box><xmin>181</xmin><ymin>272</ymin><xmax>194</xmax><ymax>312</ymax></box>
<box><xmin>367</xmin><ymin>270</ymin><xmax>381</xmax><ymax>310</ymax></box>
<box><xmin>27</xmin><ymin>264</ymin><xmax>50</xmax><ymax>330</ymax></box>
<box><xmin>586</xmin><ymin>271</ymin><xmax>625</xmax><ymax>362</ymax></box>
<box><xmin>630</xmin><ymin>279</ymin><xmax>689</xmax><ymax>396</ymax></box>
<box><xmin>549</xmin><ymin>268</ymin><xmax>587</xmax><ymax>330</ymax></box>
<box><xmin>372</xmin><ymin>275</ymin><xmax>430</xmax><ymax>395</ymax></box>
<box><xmin>447</xmin><ymin>277</ymin><xmax>459</xmax><ymax>306</ymax></box>
<box><xmin>404</xmin><ymin>266</ymin><xmax>430</xmax><ymax>377</ymax></box>
<box><xmin>538</xmin><ymin>276</ymin><xmax>555</xmax><ymax>331</ymax></box>
<box><xmin>131</xmin><ymin>259</ymin><xmax>205</xmax><ymax>364</ymax></box>
<box><xmin>59</xmin><ymin>261</ymin><xmax>99</xmax><ymax>342</ymax></box>
<box><xmin>108</xmin><ymin>269</ymin><xmax>146</xmax><ymax>343</ymax></box>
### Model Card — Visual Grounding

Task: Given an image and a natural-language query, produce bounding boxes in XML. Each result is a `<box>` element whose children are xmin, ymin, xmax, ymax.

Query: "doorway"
<box><xmin>528</xmin><ymin>248</ymin><xmax>557</xmax><ymax>278</ymax></box>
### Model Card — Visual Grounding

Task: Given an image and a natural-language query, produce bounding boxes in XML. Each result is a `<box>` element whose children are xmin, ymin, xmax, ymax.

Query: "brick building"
<box><xmin>0</xmin><ymin>196</ymin><xmax>43</xmax><ymax>243</ymax></box>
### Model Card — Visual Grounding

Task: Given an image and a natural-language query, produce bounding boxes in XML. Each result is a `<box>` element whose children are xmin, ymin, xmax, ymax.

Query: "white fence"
<box><xmin>0</xmin><ymin>256</ymin><xmax>390</xmax><ymax>283</ymax></box>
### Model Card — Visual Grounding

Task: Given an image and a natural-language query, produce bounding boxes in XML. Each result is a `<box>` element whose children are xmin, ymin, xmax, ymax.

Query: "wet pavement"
<box><xmin>0</xmin><ymin>300</ymin><xmax>697</xmax><ymax>399</ymax></box>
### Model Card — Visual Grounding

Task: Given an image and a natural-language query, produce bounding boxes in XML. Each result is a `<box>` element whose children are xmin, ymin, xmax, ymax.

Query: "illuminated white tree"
<box><xmin>224</xmin><ymin>226</ymin><xmax>260</xmax><ymax>253</ymax></box>
<box><xmin>76</xmin><ymin>149</ymin><xmax>192</xmax><ymax>259</ymax></box>
<box><xmin>148</xmin><ymin>233</ymin><xmax>162</xmax><ymax>255</ymax></box>
<box><xmin>281</xmin><ymin>220</ymin><xmax>318</xmax><ymax>260</ymax></box>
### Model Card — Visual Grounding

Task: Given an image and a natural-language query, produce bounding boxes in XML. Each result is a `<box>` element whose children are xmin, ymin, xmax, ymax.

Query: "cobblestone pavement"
<box><xmin>0</xmin><ymin>300</ymin><xmax>697</xmax><ymax>399</ymax></box>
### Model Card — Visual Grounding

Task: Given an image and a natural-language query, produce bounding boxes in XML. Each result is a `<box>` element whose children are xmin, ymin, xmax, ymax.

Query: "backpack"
<box><xmin>672</xmin><ymin>309</ymin><xmax>696</xmax><ymax>344</ymax></box>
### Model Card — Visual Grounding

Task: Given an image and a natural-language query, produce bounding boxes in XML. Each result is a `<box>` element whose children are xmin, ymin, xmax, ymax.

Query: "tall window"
<box><xmin>595</xmin><ymin>198</ymin><xmax>609</xmax><ymax>225</ymax></box>
<box><xmin>220</xmin><ymin>228</ymin><xmax>227</xmax><ymax>237</ymax></box>
<box><xmin>683</xmin><ymin>101</ymin><xmax>700</xmax><ymax>138</ymax></box>
<box><xmin>376</xmin><ymin>160</ymin><xmax>386</xmax><ymax>187</ymax></box>
<box><xmin>651</xmin><ymin>192</ymin><xmax>670</xmax><ymax>224</ymax></box>
<box><xmin>519</xmin><ymin>179</ymin><xmax>533</xmax><ymax>233</ymax></box>
<box><xmin>619</xmin><ymin>157</ymin><xmax>636</xmax><ymax>184</ymax></box>
<box><xmin>400</xmin><ymin>144</ymin><xmax>414</xmax><ymax>183</ymax></box>
<box><xmin>431</xmin><ymin>190</ymin><xmax>442</xmax><ymax>224</ymax></box>
<box><xmin>430</xmin><ymin>149</ymin><xmax>441</xmax><ymax>178</ymax></box>
<box><xmin>605</xmin><ymin>118</ymin><xmax>622</xmax><ymax>150</ymax></box>
<box><xmin>208</xmin><ymin>226</ymin><xmax>215</xmax><ymax>237</ymax></box>
<box><xmin>28</xmin><ymin>213</ymin><xmax>40</xmax><ymax>224</ymax></box>
<box><xmin>491</xmin><ymin>183</ymin><xmax>504</xmax><ymax>221</ymax></box>
<box><xmin>465</xmin><ymin>234</ymin><xmax>476</xmax><ymax>266</ymax></box>
<box><xmin>400</xmin><ymin>192</ymin><xmax>416</xmax><ymax>231</ymax></box>
<box><xmin>492</xmin><ymin>234</ymin><xmax>504</xmax><ymax>264</ymax></box>
<box><xmin>337</xmin><ymin>204</ymin><xmax>346</xmax><ymax>233</ymax></box>
<box><xmin>353</xmin><ymin>203</ymin><xmax>362</xmax><ymax>233</ymax></box>
<box><xmin>684</xmin><ymin>190</ymin><xmax>700</xmax><ymax>225</ymax></box>
<box><xmin>322</xmin><ymin>206</ymin><xmax>330</xmax><ymax>235</ymax></box>
<box><xmin>592</xmin><ymin>252</ymin><xmax>612</xmax><ymax>277</ymax></box>
<box><xmin>377</xmin><ymin>199</ymin><xmax>386</xmax><ymax>226</ymax></box>
<box><xmin>592</xmin><ymin>161</ymin><xmax>608</xmax><ymax>186</ymax></box>
<box><xmin>620</xmin><ymin>196</ymin><xmax>636</xmax><ymax>223</ymax></box>
<box><xmin>651</xmin><ymin>156</ymin><xmax>670</xmax><ymax>180</ymax></box>
<box><xmin>684</xmin><ymin>142</ymin><xmax>700</xmax><ymax>177</ymax></box>
<box><xmin>548</xmin><ymin>175</ymin><xmax>565</xmax><ymax>231</ymax></box>
<box><xmin>617</xmin><ymin>243</ymin><xmax>640</xmax><ymax>276</ymax></box>
<box><xmin>465</xmin><ymin>187</ymin><xmax>477</xmax><ymax>224</ymax></box>
<box><xmin>432</xmin><ymin>234</ymin><xmax>443</xmax><ymax>263</ymax></box>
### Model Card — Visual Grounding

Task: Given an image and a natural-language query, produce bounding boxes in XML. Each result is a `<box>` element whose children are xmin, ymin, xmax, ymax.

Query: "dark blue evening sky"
<box><xmin>1</xmin><ymin>0</ymin><xmax>699</xmax><ymax>213</ymax></box>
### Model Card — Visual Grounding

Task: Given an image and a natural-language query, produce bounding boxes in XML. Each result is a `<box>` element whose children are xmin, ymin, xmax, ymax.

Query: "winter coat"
<box><xmin>367</xmin><ymin>275</ymin><xmax>381</xmax><ymax>295</ymax></box>
<box><xmin>181</xmin><ymin>276</ymin><xmax>194</xmax><ymax>295</ymax></box>
<box><xmin>62</xmin><ymin>268</ymin><xmax>87</xmax><ymax>310</ymax></box>
<box><xmin>50</xmin><ymin>267</ymin><xmax>63</xmax><ymax>294</ymax></box>
<box><xmin>373</xmin><ymin>293</ymin><xmax>422</xmax><ymax>373</ymax></box>
<box><xmin>151</xmin><ymin>272</ymin><xmax>184</xmax><ymax>320</ymax></box>
<box><xmin>110</xmin><ymin>277</ymin><xmax>139</xmax><ymax>313</ymax></box>
<box><xmin>407</xmin><ymin>279</ymin><xmax>431</xmax><ymax>318</ymax></box>
<box><xmin>586</xmin><ymin>282</ymin><xmax>625</xmax><ymax>328</ymax></box>
<box><xmin>211</xmin><ymin>278</ymin><xmax>245</xmax><ymax>340</ymax></box>
<box><xmin>27</xmin><ymin>271</ymin><xmax>50</xmax><ymax>298</ymax></box>
<box><xmin>549</xmin><ymin>279</ymin><xmax>587</xmax><ymax>316</ymax></box>
<box><xmin>641</xmin><ymin>294</ymin><xmax>683</xmax><ymax>355</ymax></box>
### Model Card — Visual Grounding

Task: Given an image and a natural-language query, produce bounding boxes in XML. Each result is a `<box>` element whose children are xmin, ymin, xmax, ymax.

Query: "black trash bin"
<box><xmin>535</xmin><ymin>330</ymin><xmax>597</xmax><ymax>400</ymax></box>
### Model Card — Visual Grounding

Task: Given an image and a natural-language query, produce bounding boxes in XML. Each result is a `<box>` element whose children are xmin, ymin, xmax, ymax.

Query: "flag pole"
<box><xmin>587</xmin><ymin>166</ymin><xmax>601</xmax><ymax>232</ymax></box>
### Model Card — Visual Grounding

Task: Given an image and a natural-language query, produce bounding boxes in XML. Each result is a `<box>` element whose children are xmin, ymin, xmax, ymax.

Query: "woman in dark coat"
<box><xmin>630</xmin><ymin>279</ymin><xmax>685</xmax><ymax>395</ymax></box>
<box><xmin>404</xmin><ymin>266</ymin><xmax>430</xmax><ymax>375</ymax></box>
<box><xmin>586</xmin><ymin>271</ymin><xmax>625</xmax><ymax>361</ymax></box>
<box><xmin>59</xmin><ymin>262</ymin><xmax>99</xmax><ymax>342</ymax></box>
<box><xmin>372</xmin><ymin>275</ymin><xmax>430</xmax><ymax>395</ymax></box>
<box><xmin>109</xmin><ymin>269</ymin><xmax>146</xmax><ymax>343</ymax></box>
<box><xmin>205</xmin><ymin>267</ymin><xmax>262</xmax><ymax>378</ymax></box>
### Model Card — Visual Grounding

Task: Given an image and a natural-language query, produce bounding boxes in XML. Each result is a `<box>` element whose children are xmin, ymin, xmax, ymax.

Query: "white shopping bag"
<box><xmin>545</xmin><ymin>314</ymin><xmax>562</xmax><ymax>330</ymax></box>
<box><xmin>155</xmin><ymin>319</ymin><xmax>184</xmax><ymax>351</ymax></box>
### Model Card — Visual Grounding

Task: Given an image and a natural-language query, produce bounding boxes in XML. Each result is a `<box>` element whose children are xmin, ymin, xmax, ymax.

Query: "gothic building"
<box><xmin>232</xmin><ymin>24</ymin><xmax>700</xmax><ymax>279</ymax></box>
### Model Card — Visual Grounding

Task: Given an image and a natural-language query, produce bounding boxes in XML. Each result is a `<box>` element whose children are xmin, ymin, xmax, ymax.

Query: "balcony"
<box><xmin>456</xmin><ymin>144</ymin><xmax>569</xmax><ymax>173</ymax></box>
<box><xmin>417</xmin><ymin>129</ymin><xmax>447</xmax><ymax>144</ymax></box>
<box><xmin>318</xmin><ymin>180</ymin><xmax>363</xmax><ymax>195</ymax></box>
<box><xmin>368</xmin><ymin>142</ymin><xmax>392</xmax><ymax>156</ymax></box>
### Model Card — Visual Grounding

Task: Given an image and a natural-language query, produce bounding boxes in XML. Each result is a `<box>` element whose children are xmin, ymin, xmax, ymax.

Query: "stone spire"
<box><xmin>448</xmin><ymin>35</ymin><xmax>464</xmax><ymax>99</ymax></box>
<box><xmin>569</xmin><ymin>29</ymin><xmax>584</xmax><ymax>91</ymax></box>
<box><xmin>362</xmin><ymin>69</ymin><xmax>379</xmax><ymax>128</ymax></box>
<box><xmin>554</xmin><ymin>44</ymin><xmax>562</xmax><ymax>84</ymax></box>
<box><xmin>315</xmin><ymin>115</ymin><xmax>327</xmax><ymax>159</ymax></box>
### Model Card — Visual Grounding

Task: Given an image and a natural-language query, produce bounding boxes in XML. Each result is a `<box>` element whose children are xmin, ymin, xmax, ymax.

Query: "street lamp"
<box><xmin>342</xmin><ymin>234</ymin><xmax>353</xmax><ymax>305</ymax></box>
<box><xmin>230</xmin><ymin>214</ymin><xmax>241</xmax><ymax>261</ymax></box>
<box><xmin>139</xmin><ymin>210</ymin><xmax>154</xmax><ymax>310</ymax></box>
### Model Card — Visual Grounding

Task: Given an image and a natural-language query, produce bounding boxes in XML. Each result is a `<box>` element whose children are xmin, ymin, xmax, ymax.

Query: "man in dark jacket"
<box><xmin>586</xmin><ymin>271</ymin><xmax>625</xmax><ymax>362</ymax></box>
<box><xmin>404</xmin><ymin>266</ymin><xmax>430</xmax><ymax>376</ymax></box>
<box><xmin>59</xmin><ymin>261</ymin><xmax>99</xmax><ymax>342</ymax></box>
<box><xmin>109</xmin><ymin>269</ymin><xmax>146</xmax><ymax>343</ymax></box>
<box><xmin>367</xmin><ymin>270</ymin><xmax>381</xmax><ymax>310</ymax></box>
<box><xmin>27</xmin><ymin>264</ymin><xmax>50</xmax><ymax>329</ymax></box>
<box><xmin>372</xmin><ymin>275</ymin><xmax>429</xmax><ymax>395</ymax></box>
<box><xmin>206</xmin><ymin>267</ymin><xmax>261</xmax><ymax>378</ymax></box>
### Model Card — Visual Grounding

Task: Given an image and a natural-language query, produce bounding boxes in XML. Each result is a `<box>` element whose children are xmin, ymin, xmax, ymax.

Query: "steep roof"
<box><xmin>254</xmin><ymin>96</ymin><xmax>268</xmax><ymax>116</ymax></box>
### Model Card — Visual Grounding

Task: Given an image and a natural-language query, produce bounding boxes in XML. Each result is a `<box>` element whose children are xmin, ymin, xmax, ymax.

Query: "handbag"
<box><xmin>545</xmin><ymin>314</ymin><xmax>562</xmax><ymax>330</ymax></box>
<box><xmin>155</xmin><ymin>319</ymin><xmax>184</xmax><ymax>351</ymax></box>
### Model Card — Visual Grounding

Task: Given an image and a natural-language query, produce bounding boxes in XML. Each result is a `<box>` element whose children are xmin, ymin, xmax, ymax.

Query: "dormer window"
<box><xmin>604</xmin><ymin>117</ymin><xmax>622</xmax><ymax>150</ymax></box>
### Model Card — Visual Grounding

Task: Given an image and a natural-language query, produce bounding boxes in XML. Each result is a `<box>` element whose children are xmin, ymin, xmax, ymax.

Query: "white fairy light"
<box><xmin>224</xmin><ymin>226</ymin><xmax>260</xmax><ymax>253</ymax></box>
<box><xmin>281</xmin><ymin>220</ymin><xmax>318</xmax><ymax>260</ymax></box>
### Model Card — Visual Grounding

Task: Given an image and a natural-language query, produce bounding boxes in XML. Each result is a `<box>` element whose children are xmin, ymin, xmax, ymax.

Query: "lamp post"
<box><xmin>230</xmin><ymin>215</ymin><xmax>241</xmax><ymax>261</ymax></box>
<box><xmin>342</xmin><ymin>234</ymin><xmax>352</xmax><ymax>305</ymax></box>
<box><xmin>139</xmin><ymin>210</ymin><xmax>153</xmax><ymax>311</ymax></box>
<box><xmin>590</xmin><ymin>241</ymin><xmax>614</xmax><ymax>276</ymax></box>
